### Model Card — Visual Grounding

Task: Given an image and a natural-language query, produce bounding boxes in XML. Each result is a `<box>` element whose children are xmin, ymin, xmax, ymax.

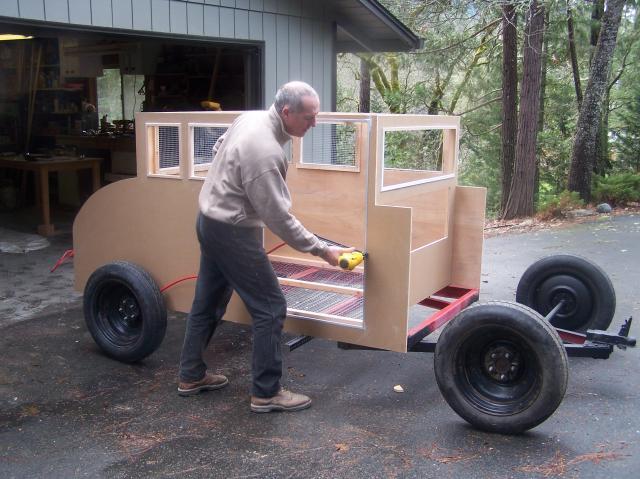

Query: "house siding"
<box><xmin>2</xmin><ymin>0</ymin><xmax>335</xmax><ymax>109</ymax></box>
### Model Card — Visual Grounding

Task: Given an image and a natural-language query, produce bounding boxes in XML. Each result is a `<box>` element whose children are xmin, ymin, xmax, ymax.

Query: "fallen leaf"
<box><xmin>335</xmin><ymin>443</ymin><xmax>350</xmax><ymax>453</ymax></box>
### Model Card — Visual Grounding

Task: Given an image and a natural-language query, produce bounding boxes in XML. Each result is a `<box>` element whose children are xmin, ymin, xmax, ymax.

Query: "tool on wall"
<box><xmin>200</xmin><ymin>47</ymin><xmax>222</xmax><ymax>111</ymax></box>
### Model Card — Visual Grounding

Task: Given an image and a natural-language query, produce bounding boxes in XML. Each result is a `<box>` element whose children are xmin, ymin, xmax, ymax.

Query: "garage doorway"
<box><xmin>0</xmin><ymin>21</ymin><xmax>262</xmax><ymax>232</ymax></box>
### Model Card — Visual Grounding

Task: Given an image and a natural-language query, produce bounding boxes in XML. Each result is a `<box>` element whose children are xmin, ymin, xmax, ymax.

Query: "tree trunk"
<box><xmin>594</xmin><ymin>90</ymin><xmax>611</xmax><ymax>174</ymax></box>
<box><xmin>535</xmin><ymin>8</ymin><xmax>550</xmax><ymax>206</ymax></box>
<box><xmin>567</xmin><ymin>3</ymin><xmax>583</xmax><ymax>107</ymax></box>
<box><xmin>591</xmin><ymin>0</ymin><xmax>605</xmax><ymax>61</ymax></box>
<box><xmin>500</xmin><ymin>3</ymin><xmax>518</xmax><ymax>214</ymax></box>
<box><xmin>359</xmin><ymin>58</ymin><xmax>370</xmax><ymax>113</ymax></box>
<box><xmin>502</xmin><ymin>0</ymin><xmax>545</xmax><ymax>220</ymax></box>
<box><xmin>568</xmin><ymin>0</ymin><xmax>626</xmax><ymax>201</ymax></box>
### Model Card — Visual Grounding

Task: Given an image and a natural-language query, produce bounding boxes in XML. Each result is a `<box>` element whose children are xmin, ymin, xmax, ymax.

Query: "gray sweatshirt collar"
<box><xmin>268</xmin><ymin>105</ymin><xmax>292</xmax><ymax>147</ymax></box>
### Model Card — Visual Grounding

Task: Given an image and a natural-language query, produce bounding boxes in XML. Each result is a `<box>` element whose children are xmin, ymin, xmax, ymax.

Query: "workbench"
<box><xmin>0</xmin><ymin>156</ymin><xmax>102</xmax><ymax>236</ymax></box>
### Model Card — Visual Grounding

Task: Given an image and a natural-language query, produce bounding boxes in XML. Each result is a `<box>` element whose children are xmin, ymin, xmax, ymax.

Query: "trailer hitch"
<box><xmin>586</xmin><ymin>317</ymin><xmax>636</xmax><ymax>350</ymax></box>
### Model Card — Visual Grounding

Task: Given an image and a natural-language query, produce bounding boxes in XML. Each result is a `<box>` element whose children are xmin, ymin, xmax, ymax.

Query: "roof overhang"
<box><xmin>328</xmin><ymin>0</ymin><xmax>423</xmax><ymax>53</ymax></box>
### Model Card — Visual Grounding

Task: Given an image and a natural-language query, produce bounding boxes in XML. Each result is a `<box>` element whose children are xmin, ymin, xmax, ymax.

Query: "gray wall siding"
<box><xmin>68</xmin><ymin>0</ymin><xmax>91</xmax><ymax>24</ymax></box>
<box><xmin>132</xmin><ymin>0</ymin><xmax>152</xmax><ymax>30</ymax></box>
<box><xmin>112</xmin><ymin>0</ymin><xmax>133</xmax><ymax>29</ymax></box>
<box><xmin>4</xmin><ymin>0</ymin><xmax>334</xmax><ymax>109</ymax></box>
<box><xmin>0</xmin><ymin>1</ymin><xmax>19</xmax><ymax>18</ymax></box>
<box><xmin>90</xmin><ymin>0</ymin><xmax>112</xmax><ymax>27</ymax></box>
<box><xmin>20</xmin><ymin>0</ymin><xmax>45</xmax><ymax>20</ymax></box>
<box><xmin>44</xmin><ymin>0</ymin><xmax>69</xmax><ymax>23</ymax></box>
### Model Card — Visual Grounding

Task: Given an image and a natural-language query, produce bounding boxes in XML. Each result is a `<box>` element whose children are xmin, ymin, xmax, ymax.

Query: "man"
<box><xmin>178</xmin><ymin>81</ymin><xmax>353</xmax><ymax>413</ymax></box>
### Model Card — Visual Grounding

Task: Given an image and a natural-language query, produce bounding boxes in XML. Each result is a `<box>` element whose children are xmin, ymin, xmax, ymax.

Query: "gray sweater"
<box><xmin>199</xmin><ymin>105</ymin><xmax>327</xmax><ymax>257</ymax></box>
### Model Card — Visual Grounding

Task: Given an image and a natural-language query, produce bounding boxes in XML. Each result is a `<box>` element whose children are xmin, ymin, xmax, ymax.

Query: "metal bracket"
<box><xmin>586</xmin><ymin>317</ymin><xmax>636</xmax><ymax>350</ymax></box>
<box><xmin>337</xmin><ymin>342</ymin><xmax>385</xmax><ymax>351</ymax></box>
<box><xmin>286</xmin><ymin>335</ymin><xmax>314</xmax><ymax>352</ymax></box>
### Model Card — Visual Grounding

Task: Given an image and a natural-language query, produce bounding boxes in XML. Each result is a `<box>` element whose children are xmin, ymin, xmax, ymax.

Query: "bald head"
<box><xmin>274</xmin><ymin>81</ymin><xmax>319</xmax><ymax>114</ymax></box>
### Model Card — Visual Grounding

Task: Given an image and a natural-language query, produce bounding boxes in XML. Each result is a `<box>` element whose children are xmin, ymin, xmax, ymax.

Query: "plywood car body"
<box><xmin>73</xmin><ymin>111</ymin><xmax>486</xmax><ymax>353</ymax></box>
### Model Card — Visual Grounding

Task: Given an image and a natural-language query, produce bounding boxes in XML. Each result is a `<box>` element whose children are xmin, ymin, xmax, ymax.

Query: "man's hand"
<box><xmin>321</xmin><ymin>245</ymin><xmax>356</xmax><ymax>267</ymax></box>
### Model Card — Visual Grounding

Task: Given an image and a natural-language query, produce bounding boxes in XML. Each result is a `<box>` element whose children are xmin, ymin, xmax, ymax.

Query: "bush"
<box><xmin>593</xmin><ymin>173</ymin><xmax>640</xmax><ymax>206</ymax></box>
<box><xmin>536</xmin><ymin>190</ymin><xmax>585</xmax><ymax>220</ymax></box>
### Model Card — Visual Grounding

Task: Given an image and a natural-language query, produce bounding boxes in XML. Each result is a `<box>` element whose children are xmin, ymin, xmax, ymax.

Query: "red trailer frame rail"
<box><xmin>407</xmin><ymin>286</ymin><xmax>479</xmax><ymax>349</ymax></box>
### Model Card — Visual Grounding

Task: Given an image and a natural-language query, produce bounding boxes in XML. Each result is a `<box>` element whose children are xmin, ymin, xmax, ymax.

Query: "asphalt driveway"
<box><xmin>1</xmin><ymin>214</ymin><xmax>639</xmax><ymax>478</ymax></box>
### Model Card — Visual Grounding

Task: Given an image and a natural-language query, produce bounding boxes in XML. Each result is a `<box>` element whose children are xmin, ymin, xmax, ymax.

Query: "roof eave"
<box><xmin>357</xmin><ymin>0</ymin><xmax>423</xmax><ymax>51</ymax></box>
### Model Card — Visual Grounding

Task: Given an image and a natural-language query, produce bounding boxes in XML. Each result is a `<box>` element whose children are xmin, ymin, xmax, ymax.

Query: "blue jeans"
<box><xmin>179</xmin><ymin>213</ymin><xmax>287</xmax><ymax>398</ymax></box>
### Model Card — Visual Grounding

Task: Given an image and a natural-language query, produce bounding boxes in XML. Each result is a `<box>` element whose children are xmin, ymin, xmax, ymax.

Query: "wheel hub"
<box><xmin>117</xmin><ymin>296</ymin><xmax>140</xmax><ymax>325</ymax></box>
<box><xmin>536</xmin><ymin>274</ymin><xmax>592</xmax><ymax>326</ymax></box>
<box><xmin>483</xmin><ymin>344</ymin><xmax>521</xmax><ymax>383</ymax></box>
<box><xmin>549</xmin><ymin>288</ymin><xmax>578</xmax><ymax>316</ymax></box>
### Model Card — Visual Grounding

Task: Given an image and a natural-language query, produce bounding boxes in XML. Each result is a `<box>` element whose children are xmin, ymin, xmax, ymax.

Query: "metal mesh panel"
<box><xmin>383</xmin><ymin>129</ymin><xmax>444</xmax><ymax>171</ymax></box>
<box><xmin>282</xmin><ymin>286</ymin><xmax>352</xmax><ymax>312</ymax></box>
<box><xmin>334</xmin><ymin>297</ymin><xmax>364</xmax><ymax>320</ymax></box>
<box><xmin>275</xmin><ymin>261</ymin><xmax>364</xmax><ymax>321</ymax></box>
<box><xmin>193</xmin><ymin>126</ymin><xmax>227</xmax><ymax>165</ymax></box>
<box><xmin>272</xmin><ymin>262</ymin><xmax>313</xmax><ymax>278</ymax></box>
<box><xmin>158</xmin><ymin>126</ymin><xmax>180</xmax><ymax>169</ymax></box>
<box><xmin>301</xmin><ymin>269</ymin><xmax>363</xmax><ymax>288</ymax></box>
<box><xmin>272</xmin><ymin>261</ymin><xmax>363</xmax><ymax>287</ymax></box>
<box><xmin>303</xmin><ymin>123</ymin><xmax>357</xmax><ymax>166</ymax></box>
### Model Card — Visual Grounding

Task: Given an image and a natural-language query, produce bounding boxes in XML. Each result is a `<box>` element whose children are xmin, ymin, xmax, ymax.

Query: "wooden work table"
<box><xmin>55</xmin><ymin>134</ymin><xmax>135</xmax><ymax>151</ymax></box>
<box><xmin>0</xmin><ymin>156</ymin><xmax>102</xmax><ymax>236</ymax></box>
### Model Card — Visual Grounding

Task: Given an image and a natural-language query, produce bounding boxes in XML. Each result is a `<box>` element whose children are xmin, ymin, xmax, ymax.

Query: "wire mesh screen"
<box><xmin>383</xmin><ymin>129</ymin><xmax>444</xmax><ymax>171</ymax></box>
<box><xmin>273</xmin><ymin>261</ymin><xmax>364</xmax><ymax>323</ymax></box>
<box><xmin>158</xmin><ymin>126</ymin><xmax>180</xmax><ymax>169</ymax></box>
<box><xmin>302</xmin><ymin>123</ymin><xmax>358</xmax><ymax>166</ymax></box>
<box><xmin>192</xmin><ymin>126</ymin><xmax>227</xmax><ymax>165</ymax></box>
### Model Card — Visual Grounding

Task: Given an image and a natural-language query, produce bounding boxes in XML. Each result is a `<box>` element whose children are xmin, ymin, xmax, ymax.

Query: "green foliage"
<box><xmin>612</xmin><ymin>88</ymin><xmax>640</xmax><ymax>173</ymax></box>
<box><xmin>335</xmin><ymin>0</ymin><xmax>640</xmax><ymax>217</ymax></box>
<box><xmin>593</xmin><ymin>173</ymin><xmax>640</xmax><ymax>205</ymax></box>
<box><xmin>536</xmin><ymin>190</ymin><xmax>585</xmax><ymax>220</ymax></box>
<box><xmin>383</xmin><ymin>130</ymin><xmax>443</xmax><ymax>169</ymax></box>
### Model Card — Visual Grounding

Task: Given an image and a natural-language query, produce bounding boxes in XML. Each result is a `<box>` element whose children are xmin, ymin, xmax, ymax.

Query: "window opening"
<box><xmin>382</xmin><ymin>128</ymin><xmax>454</xmax><ymax>190</ymax></box>
<box><xmin>299</xmin><ymin>121</ymin><xmax>365</xmax><ymax>171</ymax></box>
<box><xmin>97</xmin><ymin>68</ymin><xmax>144</xmax><ymax>123</ymax></box>
<box><xmin>146</xmin><ymin>123</ymin><xmax>181</xmax><ymax>177</ymax></box>
<box><xmin>189</xmin><ymin>124</ymin><xmax>228</xmax><ymax>178</ymax></box>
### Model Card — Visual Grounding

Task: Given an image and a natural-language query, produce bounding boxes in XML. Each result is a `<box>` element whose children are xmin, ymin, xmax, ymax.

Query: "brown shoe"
<box><xmin>178</xmin><ymin>372</ymin><xmax>229</xmax><ymax>396</ymax></box>
<box><xmin>250</xmin><ymin>389</ymin><xmax>312</xmax><ymax>413</ymax></box>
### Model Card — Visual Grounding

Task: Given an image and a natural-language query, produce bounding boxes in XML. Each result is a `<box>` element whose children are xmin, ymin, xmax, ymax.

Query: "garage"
<box><xmin>0</xmin><ymin>22</ymin><xmax>262</xmax><ymax>230</ymax></box>
<box><xmin>0</xmin><ymin>1</ymin><xmax>420</xmax><ymax>235</ymax></box>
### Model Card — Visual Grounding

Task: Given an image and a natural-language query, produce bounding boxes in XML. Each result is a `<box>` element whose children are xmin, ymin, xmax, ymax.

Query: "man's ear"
<box><xmin>281</xmin><ymin>105</ymin><xmax>290</xmax><ymax>119</ymax></box>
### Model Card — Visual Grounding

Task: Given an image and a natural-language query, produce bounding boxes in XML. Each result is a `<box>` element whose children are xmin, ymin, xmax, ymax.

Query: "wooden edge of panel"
<box><xmin>287</xmin><ymin>310</ymin><xmax>363</xmax><ymax>329</ymax></box>
<box><xmin>376</xmin><ymin>114</ymin><xmax>460</xmax><ymax>129</ymax></box>
<box><xmin>450</xmin><ymin>185</ymin><xmax>487</xmax><ymax>289</ymax></box>
<box><xmin>378</xmin><ymin>177</ymin><xmax>455</xmax><ymax>204</ymax></box>
<box><xmin>296</xmin><ymin>163</ymin><xmax>360</xmax><ymax>173</ymax></box>
<box><xmin>279</xmin><ymin>278</ymin><xmax>363</xmax><ymax>295</ymax></box>
<box><xmin>364</xmin><ymin>204</ymin><xmax>412</xmax><ymax>352</ymax></box>
<box><xmin>408</xmin><ymin>238</ymin><xmax>453</xmax><ymax>305</ymax></box>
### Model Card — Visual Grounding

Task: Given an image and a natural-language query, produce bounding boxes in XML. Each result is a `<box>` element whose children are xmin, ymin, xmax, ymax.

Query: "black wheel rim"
<box><xmin>534</xmin><ymin>274</ymin><xmax>593</xmax><ymax>330</ymax></box>
<box><xmin>455</xmin><ymin>326</ymin><xmax>540</xmax><ymax>416</ymax></box>
<box><xmin>93</xmin><ymin>280</ymin><xmax>142</xmax><ymax>347</ymax></box>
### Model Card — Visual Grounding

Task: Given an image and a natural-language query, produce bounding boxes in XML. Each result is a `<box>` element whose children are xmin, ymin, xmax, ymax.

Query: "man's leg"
<box><xmin>195</xmin><ymin>217</ymin><xmax>310</xmax><ymax>410</ymax></box>
<box><xmin>202</xmin><ymin>222</ymin><xmax>286</xmax><ymax>397</ymax></box>
<box><xmin>179</xmin><ymin>220</ymin><xmax>233</xmax><ymax>383</ymax></box>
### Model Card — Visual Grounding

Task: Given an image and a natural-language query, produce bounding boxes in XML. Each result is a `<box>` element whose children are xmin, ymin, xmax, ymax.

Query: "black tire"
<box><xmin>516</xmin><ymin>254</ymin><xmax>615</xmax><ymax>332</ymax></box>
<box><xmin>83</xmin><ymin>261</ymin><xmax>167</xmax><ymax>363</ymax></box>
<box><xmin>434</xmin><ymin>301</ymin><xmax>568</xmax><ymax>434</ymax></box>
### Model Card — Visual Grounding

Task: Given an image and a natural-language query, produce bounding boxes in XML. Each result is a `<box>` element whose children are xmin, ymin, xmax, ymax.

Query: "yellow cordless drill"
<box><xmin>339</xmin><ymin>251</ymin><xmax>367</xmax><ymax>271</ymax></box>
<box><xmin>315</xmin><ymin>234</ymin><xmax>367</xmax><ymax>271</ymax></box>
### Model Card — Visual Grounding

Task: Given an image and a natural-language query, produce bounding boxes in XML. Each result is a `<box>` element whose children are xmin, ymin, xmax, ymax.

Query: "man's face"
<box><xmin>281</xmin><ymin>95</ymin><xmax>319</xmax><ymax>137</ymax></box>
